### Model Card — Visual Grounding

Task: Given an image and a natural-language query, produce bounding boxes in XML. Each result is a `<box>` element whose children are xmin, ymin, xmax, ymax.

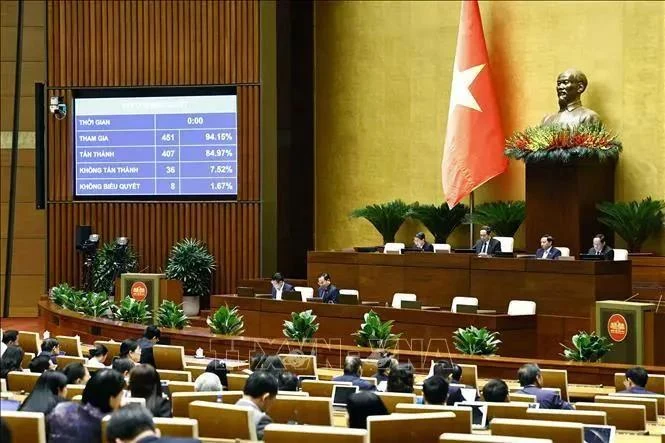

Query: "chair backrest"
<box><xmin>433</xmin><ymin>244</ymin><xmax>452</xmax><ymax>253</ymax></box>
<box><xmin>594</xmin><ymin>395</ymin><xmax>658</xmax><ymax>422</ymax></box>
<box><xmin>56</xmin><ymin>355</ymin><xmax>88</xmax><ymax>370</ymax></box>
<box><xmin>490</xmin><ymin>418</ymin><xmax>583</xmax><ymax>443</ymax></box>
<box><xmin>525</xmin><ymin>408</ymin><xmax>606</xmax><ymax>425</ymax></box>
<box><xmin>610</xmin><ymin>392</ymin><xmax>665</xmax><ymax>415</ymax></box>
<box><xmin>394</xmin><ymin>403</ymin><xmax>472</xmax><ymax>434</ymax></box>
<box><xmin>451</xmin><ymin>297</ymin><xmax>478</xmax><ymax>313</ymax></box>
<box><xmin>575</xmin><ymin>402</ymin><xmax>647</xmax><ymax>431</ymax></box>
<box><xmin>508</xmin><ymin>393</ymin><xmax>536</xmax><ymax>403</ymax></box>
<box><xmin>368</xmin><ymin>412</ymin><xmax>456</xmax><ymax>443</ymax></box>
<box><xmin>227</xmin><ymin>373</ymin><xmax>250</xmax><ymax>391</ymax></box>
<box><xmin>153</xmin><ymin>417</ymin><xmax>199</xmax><ymax>438</ymax></box>
<box><xmin>171</xmin><ymin>391</ymin><xmax>224</xmax><ymax>417</ymax></box>
<box><xmin>294</xmin><ymin>286</ymin><xmax>314</xmax><ymax>300</ymax></box>
<box><xmin>539</xmin><ymin>368</ymin><xmax>569</xmax><ymax>401</ymax></box>
<box><xmin>263</xmin><ymin>423</ymin><xmax>367</xmax><ymax>443</ymax></box>
<box><xmin>153</xmin><ymin>344</ymin><xmax>186</xmax><ymax>370</ymax></box>
<box><xmin>2</xmin><ymin>411</ymin><xmax>47</xmax><ymax>443</ymax></box>
<box><xmin>301</xmin><ymin>380</ymin><xmax>352</xmax><ymax>397</ymax></box>
<box><xmin>277</xmin><ymin>390</ymin><xmax>309</xmax><ymax>397</ymax></box>
<box><xmin>339</xmin><ymin>289</ymin><xmax>359</xmax><ymax>297</ymax></box>
<box><xmin>269</xmin><ymin>395</ymin><xmax>333</xmax><ymax>426</ymax></box>
<box><xmin>361</xmin><ymin>359</ymin><xmax>379</xmax><ymax>376</ymax></box>
<box><xmin>507</xmin><ymin>300</ymin><xmax>536</xmax><ymax>316</ymax></box>
<box><xmin>557</xmin><ymin>247</ymin><xmax>570</xmax><ymax>257</ymax></box>
<box><xmin>167</xmin><ymin>381</ymin><xmax>196</xmax><ymax>394</ymax></box>
<box><xmin>279</xmin><ymin>354</ymin><xmax>318</xmax><ymax>376</ymax></box>
<box><xmin>392</xmin><ymin>293</ymin><xmax>417</xmax><ymax>309</ymax></box>
<box><xmin>64</xmin><ymin>384</ymin><xmax>86</xmax><ymax>400</ymax></box>
<box><xmin>458</xmin><ymin>364</ymin><xmax>478</xmax><ymax>390</ymax></box>
<box><xmin>376</xmin><ymin>392</ymin><xmax>416</xmax><ymax>413</ymax></box>
<box><xmin>613</xmin><ymin>372</ymin><xmax>665</xmax><ymax>395</ymax></box>
<box><xmin>613</xmin><ymin>248</ymin><xmax>628</xmax><ymax>260</ymax></box>
<box><xmin>183</xmin><ymin>365</ymin><xmax>206</xmax><ymax>381</ymax></box>
<box><xmin>7</xmin><ymin>371</ymin><xmax>41</xmax><ymax>392</ymax></box>
<box><xmin>55</xmin><ymin>335</ymin><xmax>83</xmax><ymax>357</ymax></box>
<box><xmin>486</xmin><ymin>402</ymin><xmax>531</xmax><ymax>422</ymax></box>
<box><xmin>94</xmin><ymin>340</ymin><xmax>122</xmax><ymax>361</ymax></box>
<box><xmin>21</xmin><ymin>352</ymin><xmax>35</xmax><ymax>369</ymax></box>
<box><xmin>188</xmin><ymin>400</ymin><xmax>257</xmax><ymax>440</ymax></box>
<box><xmin>1</xmin><ymin>378</ymin><xmax>6</xmax><ymax>392</ymax></box>
<box><xmin>18</xmin><ymin>331</ymin><xmax>41</xmax><ymax>354</ymax></box>
<box><xmin>156</xmin><ymin>369</ymin><xmax>191</xmax><ymax>382</ymax></box>
<box><xmin>494</xmin><ymin>237</ymin><xmax>514</xmax><ymax>253</ymax></box>
<box><xmin>383</xmin><ymin>243</ymin><xmax>405</xmax><ymax>254</ymax></box>
<box><xmin>440</xmin><ymin>434</ymin><xmax>553</xmax><ymax>443</ymax></box>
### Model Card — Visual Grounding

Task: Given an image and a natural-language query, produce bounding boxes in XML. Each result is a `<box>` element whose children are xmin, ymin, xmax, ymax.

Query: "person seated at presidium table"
<box><xmin>618</xmin><ymin>366</ymin><xmax>656</xmax><ymax>395</ymax></box>
<box><xmin>270</xmin><ymin>272</ymin><xmax>294</xmax><ymax>300</ymax></box>
<box><xmin>536</xmin><ymin>235</ymin><xmax>561</xmax><ymax>260</ymax></box>
<box><xmin>413</xmin><ymin>232</ymin><xmax>434</xmax><ymax>252</ymax></box>
<box><xmin>333</xmin><ymin>356</ymin><xmax>376</xmax><ymax>391</ymax></box>
<box><xmin>317</xmin><ymin>272</ymin><xmax>340</xmax><ymax>304</ymax></box>
<box><xmin>473</xmin><ymin>226</ymin><xmax>502</xmax><ymax>255</ymax></box>
<box><xmin>588</xmin><ymin>233</ymin><xmax>614</xmax><ymax>260</ymax></box>
<box><xmin>517</xmin><ymin>363</ymin><xmax>573</xmax><ymax>409</ymax></box>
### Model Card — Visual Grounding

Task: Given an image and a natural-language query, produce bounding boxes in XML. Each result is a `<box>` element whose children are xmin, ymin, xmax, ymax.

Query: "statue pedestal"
<box><xmin>525</xmin><ymin>159</ymin><xmax>615</xmax><ymax>256</ymax></box>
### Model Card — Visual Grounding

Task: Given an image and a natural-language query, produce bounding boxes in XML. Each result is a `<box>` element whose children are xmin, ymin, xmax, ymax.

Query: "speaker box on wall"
<box><xmin>35</xmin><ymin>82</ymin><xmax>46</xmax><ymax>209</ymax></box>
<box><xmin>75</xmin><ymin>225</ymin><xmax>92</xmax><ymax>250</ymax></box>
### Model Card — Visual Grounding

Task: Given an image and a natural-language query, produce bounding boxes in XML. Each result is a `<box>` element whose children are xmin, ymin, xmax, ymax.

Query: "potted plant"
<box><xmin>92</xmin><ymin>242</ymin><xmax>139</xmax><ymax>294</ymax></box>
<box><xmin>207</xmin><ymin>305</ymin><xmax>245</xmax><ymax>336</ymax></box>
<box><xmin>350</xmin><ymin>200</ymin><xmax>413</xmax><ymax>244</ymax></box>
<box><xmin>283</xmin><ymin>310</ymin><xmax>319</xmax><ymax>343</ymax></box>
<box><xmin>165</xmin><ymin>238</ymin><xmax>217</xmax><ymax>316</ymax></box>
<box><xmin>111</xmin><ymin>296</ymin><xmax>152</xmax><ymax>324</ymax></box>
<box><xmin>410</xmin><ymin>202</ymin><xmax>468</xmax><ymax>244</ymax></box>
<box><xmin>596</xmin><ymin>198</ymin><xmax>665</xmax><ymax>252</ymax></box>
<box><xmin>560</xmin><ymin>331</ymin><xmax>613</xmax><ymax>362</ymax></box>
<box><xmin>80</xmin><ymin>291</ymin><xmax>113</xmax><ymax>318</ymax></box>
<box><xmin>466</xmin><ymin>201</ymin><xmax>526</xmax><ymax>237</ymax></box>
<box><xmin>49</xmin><ymin>283</ymin><xmax>82</xmax><ymax>310</ymax></box>
<box><xmin>452</xmin><ymin>326</ymin><xmax>501</xmax><ymax>356</ymax></box>
<box><xmin>156</xmin><ymin>300</ymin><xmax>190</xmax><ymax>329</ymax></box>
<box><xmin>353</xmin><ymin>311</ymin><xmax>402</xmax><ymax>350</ymax></box>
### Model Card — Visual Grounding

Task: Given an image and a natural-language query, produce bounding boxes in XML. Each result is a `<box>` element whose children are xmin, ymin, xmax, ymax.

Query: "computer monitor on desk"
<box><xmin>237</xmin><ymin>286</ymin><xmax>255</xmax><ymax>297</ymax></box>
<box><xmin>455</xmin><ymin>304</ymin><xmax>478</xmax><ymax>314</ymax></box>
<box><xmin>282</xmin><ymin>291</ymin><xmax>302</xmax><ymax>301</ymax></box>
<box><xmin>492</xmin><ymin>252</ymin><xmax>515</xmax><ymax>258</ymax></box>
<box><xmin>337</xmin><ymin>294</ymin><xmax>359</xmax><ymax>305</ymax></box>
<box><xmin>401</xmin><ymin>247</ymin><xmax>425</xmax><ymax>254</ymax></box>
<box><xmin>579</xmin><ymin>254</ymin><xmax>605</xmax><ymax>261</ymax></box>
<box><xmin>454</xmin><ymin>248</ymin><xmax>477</xmax><ymax>254</ymax></box>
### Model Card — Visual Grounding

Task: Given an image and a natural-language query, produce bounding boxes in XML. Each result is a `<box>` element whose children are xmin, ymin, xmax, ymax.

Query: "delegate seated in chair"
<box><xmin>472</xmin><ymin>226</ymin><xmax>502</xmax><ymax>255</ymax></box>
<box><xmin>316</xmin><ymin>273</ymin><xmax>340</xmax><ymax>304</ymax></box>
<box><xmin>535</xmin><ymin>235</ymin><xmax>561</xmax><ymax>260</ymax></box>
<box><xmin>105</xmin><ymin>403</ymin><xmax>199</xmax><ymax>443</ymax></box>
<box><xmin>333</xmin><ymin>356</ymin><xmax>376</xmax><ymax>391</ymax></box>
<box><xmin>618</xmin><ymin>366</ymin><xmax>656</xmax><ymax>395</ymax></box>
<box><xmin>270</xmin><ymin>272</ymin><xmax>294</xmax><ymax>300</ymax></box>
<box><xmin>516</xmin><ymin>364</ymin><xmax>572</xmax><ymax>410</ymax></box>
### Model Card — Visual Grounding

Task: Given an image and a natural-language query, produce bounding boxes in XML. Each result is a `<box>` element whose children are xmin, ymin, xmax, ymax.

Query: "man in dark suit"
<box><xmin>413</xmin><ymin>232</ymin><xmax>434</xmax><ymax>252</ymax></box>
<box><xmin>333</xmin><ymin>356</ymin><xmax>376</xmax><ymax>391</ymax></box>
<box><xmin>536</xmin><ymin>234</ymin><xmax>561</xmax><ymax>259</ymax></box>
<box><xmin>270</xmin><ymin>272</ymin><xmax>294</xmax><ymax>300</ymax></box>
<box><xmin>472</xmin><ymin>226</ymin><xmax>502</xmax><ymax>255</ymax></box>
<box><xmin>618</xmin><ymin>366</ymin><xmax>656</xmax><ymax>395</ymax></box>
<box><xmin>588</xmin><ymin>233</ymin><xmax>614</xmax><ymax>260</ymax></box>
<box><xmin>137</xmin><ymin>325</ymin><xmax>160</xmax><ymax>368</ymax></box>
<box><xmin>516</xmin><ymin>363</ymin><xmax>573</xmax><ymax>409</ymax></box>
<box><xmin>106</xmin><ymin>403</ymin><xmax>200</xmax><ymax>443</ymax></box>
<box><xmin>317</xmin><ymin>272</ymin><xmax>340</xmax><ymax>304</ymax></box>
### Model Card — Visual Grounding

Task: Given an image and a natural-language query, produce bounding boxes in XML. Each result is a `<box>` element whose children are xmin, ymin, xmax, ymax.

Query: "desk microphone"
<box><xmin>623</xmin><ymin>292</ymin><xmax>639</xmax><ymax>302</ymax></box>
<box><xmin>656</xmin><ymin>295</ymin><xmax>662</xmax><ymax>313</ymax></box>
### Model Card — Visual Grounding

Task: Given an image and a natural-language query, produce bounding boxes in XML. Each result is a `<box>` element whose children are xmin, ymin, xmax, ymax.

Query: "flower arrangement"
<box><xmin>504</xmin><ymin>122</ymin><xmax>622</xmax><ymax>163</ymax></box>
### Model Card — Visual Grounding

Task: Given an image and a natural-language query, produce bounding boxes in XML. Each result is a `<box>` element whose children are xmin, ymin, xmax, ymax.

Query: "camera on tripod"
<box><xmin>76</xmin><ymin>225</ymin><xmax>100</xmax><ymax>292</ymax></box>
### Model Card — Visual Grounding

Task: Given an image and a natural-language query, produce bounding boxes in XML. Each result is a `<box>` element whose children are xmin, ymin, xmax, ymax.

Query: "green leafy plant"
<box><xmin>283</xmin><ymin>310</ymin><xmax>320</xmax><ymax>343</ymax></box>
<box><xmin>112</xmin><ymin>296</ymin><xmax>151</xmax><ymax>324</ymax></box>
<box><xmin>80</xmin><ymin>291</ymin><xmax>112</xmax><ymax>317</ymax></box>
<box><xmin>49</xmin><ymin>283</ymin><xmax>82</xmax><ymax>309</ymax></box>
<box><xmin>156</xmin><ymin>300</ymin><xmax>190</xmax><ymax>329</ymax></box>
<box><xmin>92</xmin><ymin>242</ymin><xmax>139</xmax><ymax>293</ymax></box>
<box><xmin>452</xmin><ymin>326</ymin><xmax>501</xmax><ymax>355</ymax></box>
<box><xmin>353</xmin><ymin>311</ymin><xmax>402</xmax><ymax>349</ymax></box>
<box><xmin>597</xmin><ymin>198</ymin><xmax>665</xmax><ymax>252</ymax></box>
<box><xmin>410</xmin><ymin>203</ymin><xmax>468</xmax><ymax>243</ymax></box>
<box><xmin>505</xmin><ymin>122</ymin><xmax>622</xmax><ymax>163</ymax></box>
<box><xmin>560</xmin><ymin>331</ymin><xmax>613</xmax><ymax>362</ymax></box>
<box><xmin>165</xmin><ymin>238</ymin><xmax>217</xmax><ymax>297</ymax></box>
<box><xmin>466</xmin><ymin>201</ymin><xmax>526</xmax><ymax>237</ymax></box>
<box><xmin>207</xmin><ymin>305</ymin><xmax>245</xmax><ymax>336</ymax></box>
<box><xmin>350</xmin><ymin>200</ymin><xmax>414</xmax><ymax>244</ymax></box>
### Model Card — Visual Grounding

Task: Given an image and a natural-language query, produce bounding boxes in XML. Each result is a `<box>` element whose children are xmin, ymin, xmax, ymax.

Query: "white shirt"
<box><xmin>275</xmin><ymin>282</ymin><xmax>285</xmax><ymax>300</ymax></box>
<box><xmin>542</xmin><ymin>247</ymin><xmax>552</xmax><ymax>259</ymax></box>
<box><xmin>86</xmin><ymin>358</ymin><xmax>107</xmax><ymax>368</ymax></box>
<box><xmin>0</xmin><ymin>342</ymin><xmax>6</xmax><ymax>358</ymax></box>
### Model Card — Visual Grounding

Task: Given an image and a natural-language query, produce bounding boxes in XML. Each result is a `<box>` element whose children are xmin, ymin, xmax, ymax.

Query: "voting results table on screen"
<box><xmin>74</xmin><ymin>95</ymin><xmax>238</xmax><ymax>198</ymax></box>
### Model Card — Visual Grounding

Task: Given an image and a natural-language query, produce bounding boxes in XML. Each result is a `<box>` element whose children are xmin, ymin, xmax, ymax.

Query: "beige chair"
<box><xmin>269</xmin><ymin>395</ymin><xmax>333</xmax><ymax>426</ymax></box>
<box><xmin>153</xmin><ymin>344</ymin><xmax>186</xmax><ymax>370</ymax></box>
<box><xmin>392</xmin><ymin>293</ymin><xmax>417</xmax><ymax>309</ymax></box>
<box><xmin>595</xmin><ymin>394</ymin><xmax>658</xmax><ymax>422</ymax></box>
<box><xmin>610</xmin><ymin>392</ymin><xmax>665</xmax><ymax>415</ymax></box>
<box><xmin>395</xmin><ymin>403</ymin><xmax>472</xmax><ymax>434</ymax></box>
<box><xmin>94</xmin><ymin>340</ymin><xmax>121</xmax><ymax>361</ymax></box>
<box><xmin>613</xmin><ymin>372</ymin><xmax>665</xmax><ymax>395</ymax></box>
<box><xmin>458</xmin><ymin>364</ymin><xmax>478</xmax><ymax>390</ymax></box>
<box><xmin>558</xmin><ymin>247</ymin><xmax>570</xmax><ymax>257</ymax></box>
<box><xmin>157</xmin><ymin>369</ymin><xmax>192</xmax><ymax>382</ymax></box>
<box><xmin>64</xmin><ymin>384</ymin><xmax>86</xmax><ymax>400</ymax></box>
<box><xmin>486</xmin><ymin>402</ymin><xmax>531</xmax><ymax>421</ymax></box>
<box><xmin>451</xmin><ymin>297</ymin><xmax>478</xmax><ymax>313</ymax></box>
<box><xmin>507</xmin><ymin>300</ymin><xmax>536</xmax><ymax>316</ymax></box>
<box><xmin>376</xmin><ymin>392</ymin><xmax>416</xmax><ymax>413</ymax></box>
<box><xmin>2</xmin><ymin>411</ymin><xmax>47</xmax><ymax>443</ymax></box>
<box><xmin>102</xmin><ymin>415</ymin><xmax>199</xmax><ymax>439</ymax></box>
<box><xmin>493</xmin><ymin>237</ymin><xmax>514</xmax><ymax>253</ymax></box>
<box><xmin>56</xmin><ymin>355</ymin><xmax>88</xmax><ymax>370</ymax></box>
<box><xmin>189</xmin><ymin>400</ymin><xmax>257</xmax><ymax>440</ymax></box>
<box><xmin>575</xmin><ymin>402</ymin><xmax>647</xmax><ymax>431</ymax></box>
<box><xmin>55</xmin><ymin>335</ymin><xmax>83</xmax><ymax>357</ymax></box>
<box><xmin>263</xmin><ymin>423</ymin><xmax>367</xmax><ymax>443</ymax></box>
<box><xmin>540</xmin><ymin>368</ymin><xmax>569</xmax><ymax>401</ymax></box>
<box><xmin>294</xmin><ymin>286</ymin><xmax>314</xmax><ymax>301</ymax></box>
<box><xmin>18</xmin><ymin>331</ymin><xmax>41</xmax><ymax>354</ymax></box>
<box><xmin>383</xmin><ymin>243</ymin><xmax>405</xmax><ymax>254</ymax></box>
<box><xmin>368</xmin><ymin>412</ymin><xmax>456</xmax><ymax>443</ymax></box>
<box><xmin>277</xmin><ymin>390</ymin><xmax>309</xmax><ymax>397</ymax></box>
<box><xmin>361</xmin><ymin>359</ymin><xmax>379</xmax><ymax>376</ymax></box>
<box><xmin>301</xmin><ymin>380</ymin><xmax>352</xmax><ymax>397</ymax></box>
<box><xmin>509</xmin><ymin>393</ymin><xmax>536</xmax><ymax>403</ymax></box>
<box><xmin>7</xmin><ymin>371</ymin><xmax>41</xmax><ymax>393</ymax></box>
<box><xmin>613</xmin><ymin>249</ymin><xmax>629</xmax><ymax>260</ymax></box>
<box><xmin>433</xmin><ymin>244</ymin><xmax>452</xmax><ymax>253</ymax></box>
<box><xmin>490</xmin><ymin>418</ymin><xmax>583</xmax><ymax>443</ymax></box>
<box><xmin>525</xmin><ymin>408</ymin><xmax>606</xmax><ymax>425</ymax></box>
<box><xmin>279</xmin><ymin>354</ymin><xmax>318</xmax><ymax>377</ymax></box>
<box><xmin>21</xmin><ymin>352</ymin><xmax>35</xmax><ymax>369</ymax></box>
<box><xmin>227</xmin><ymin>373</ymin><xmax>249</xmax><ymax>391</ymax></box>
<box><xmin>184</xmin><ymin>365</ymin><xmax>206</xmax><ymax>380</ymax></box>
<box><xmin>171</xmin><ymin>391</ymin><xmax>239</xmax><ymax>417</ymax></box>
<box><xmin>167</xmin><ymin>381</ymin><xmax>196</xmax><ymax>394</ymax></box>
<box><xmin>441</xmin><ymin>434</ymin><xmax>552</xmax><ymax>443</ymax></box>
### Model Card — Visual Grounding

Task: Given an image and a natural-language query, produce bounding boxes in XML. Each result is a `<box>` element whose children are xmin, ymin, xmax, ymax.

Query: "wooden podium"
<box><xmin>525</xmin><ymin>159</ymin><xmax>615</xmax><ymax>257</ymax></box>
<box><xmin>117</xmin><ymin>273</ymin><xmax>182</xmax><ymax>322</ymax></box>
<box><xmin>594</xmin><ymin>300</ymin><xmax>656</xmax><ymax>365</ymax></box>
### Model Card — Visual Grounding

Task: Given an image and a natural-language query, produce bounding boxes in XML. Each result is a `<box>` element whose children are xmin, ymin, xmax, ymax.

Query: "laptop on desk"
<box><xmin>401</xmin><ymin>247</ymin><xmax>424</xmax><ymax>254</ymax></box>
<box><xmin>492</xmin><ymin>251</ymin><xmax>515</xmax><ymax>258</ymax></box>
<box><xmin>454</xmin><ymin>248</ymin><xmax>477</xmax><ymax>254</ymax></box>
<box><xmin>400</xmin><ymin>300</ymin><xmax>422</xmax><ymax>310</ymax></box>
<box><xmin>337</xmin><ymin>294</ymin><xmax>359</xmax><ymax>305</ymax></box>
<box><xmin>237</xmin><ymin>286</ymin><xmax>255</xmax><ymax>297</ymax></box>
<box><xmin>332</xmin><ymin>385</ymin><xmax>359</xmax><ymax>410</ymax></box>
<box><xmin>281</xmin><ymin>290</ymin><xmax>302</xmax><ymax>302</ymax></box>
<box><xmin>579</xmin><ymin>254</ymin><xmax>605</xmax><ymax>261</ymax></box>
<box><xmin>455</xmin><ymin>304</ymin><xmax>478</xmax><ymax>314</ymax></box>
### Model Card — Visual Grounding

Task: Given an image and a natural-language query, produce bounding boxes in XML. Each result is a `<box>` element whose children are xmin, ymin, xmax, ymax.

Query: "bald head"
<box><xmin>557</xmin><ymin>69</ymin><xmax>588</xmax><ymax>107</ymax></box>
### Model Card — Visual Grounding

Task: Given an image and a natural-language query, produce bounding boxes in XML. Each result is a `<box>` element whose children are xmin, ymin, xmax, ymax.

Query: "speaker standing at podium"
<box><xmin>587</xmin><ymin>233</ymin><xmax>614</xmax><ymax>260</ymax></box>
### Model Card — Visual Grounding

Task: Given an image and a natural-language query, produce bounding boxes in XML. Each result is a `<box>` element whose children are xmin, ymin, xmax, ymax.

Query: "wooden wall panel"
<box><xmin>46</xmin><ymin>0</ymin><xmax>261</xmax><ymax>296</ymax></box>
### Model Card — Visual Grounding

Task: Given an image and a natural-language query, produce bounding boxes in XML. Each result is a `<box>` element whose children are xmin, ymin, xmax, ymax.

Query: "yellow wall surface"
<box><xmin>315</xmin><ymin>0</ymin><xmax>665</xmax><ymax>253</ymax></box>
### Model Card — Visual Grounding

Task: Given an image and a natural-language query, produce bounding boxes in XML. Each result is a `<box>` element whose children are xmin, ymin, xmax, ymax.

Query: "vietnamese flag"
<box><xmin>442</xmin><ymin>0</ymin><xmax>507</xmax><ymax>208</ymax></box>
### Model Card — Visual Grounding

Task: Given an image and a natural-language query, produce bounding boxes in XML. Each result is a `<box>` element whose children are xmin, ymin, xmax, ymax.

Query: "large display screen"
<box><xmin>73</xmin><ymin>87</ymin><xmax>237</xmax><ymax>200</ymax></box>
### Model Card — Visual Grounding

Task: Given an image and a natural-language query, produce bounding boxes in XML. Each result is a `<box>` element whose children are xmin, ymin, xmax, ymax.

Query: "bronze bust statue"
<box><xmin>542</xmin><ymin>69</ymin><xmax>601</xmax><ymax>128</ymax></box>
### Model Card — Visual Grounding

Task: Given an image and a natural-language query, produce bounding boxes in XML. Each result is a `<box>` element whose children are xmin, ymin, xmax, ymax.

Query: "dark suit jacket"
<box><xmin>587</xmin><ymin>245</ymin><xmax>614</xmax><ymax>260</ymax></box>
<box><xmin>137</xmin><ymin>337</ymin><xmax>156</xmax><ymax>368</ymax></box>
<box><xmin>535</xmin><ymin>247</ymin><xmax>561</xmax><ymax>259</ymax></box>
<box><xmin>137</xmin><ymin>435</ymin><xmax>200</xmax><ymax>443</ymax></box>
<box><xmin>271</xmin><ymin>282</ymin><xmax>294</xmax><ymax>299</ymax></box>
<box><xmin>421</xmin><ymin>242</ymin><xmax>434</xmax><ymax>252</ymax></box>
<box><xmin>332</xmin><ymin>374</ymin><xmax>376</xmax><ymax>391</ymax></box>
<box><xmin>618</xmin><ymin>386</ymin><xmax>655</xmax><ymax>395</ymax></box>
<box><xmin>446</xmin><ymin>385</ymin><xmax>467</xmax><ymax>405</ymax></box>
<box><xmin>473</xmin><ymin>238</ymin><xmax>502</xmax><ymax>255</ymax></box>
<box><xmin>518</xmin><ymin>385</ymin><xmax>573</xmax><ymax>409</ymax></box>
<box><xmin>318</xmin><ymin>285</ymin><xmax>340</xmax><ymax>304</ymax></box>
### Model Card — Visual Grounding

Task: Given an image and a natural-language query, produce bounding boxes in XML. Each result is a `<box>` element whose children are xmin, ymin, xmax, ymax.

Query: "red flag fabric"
<box><xmin>442</xmin><ymin>0</ymin><xmax>506</xmax><ymax>208</ymax></box>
